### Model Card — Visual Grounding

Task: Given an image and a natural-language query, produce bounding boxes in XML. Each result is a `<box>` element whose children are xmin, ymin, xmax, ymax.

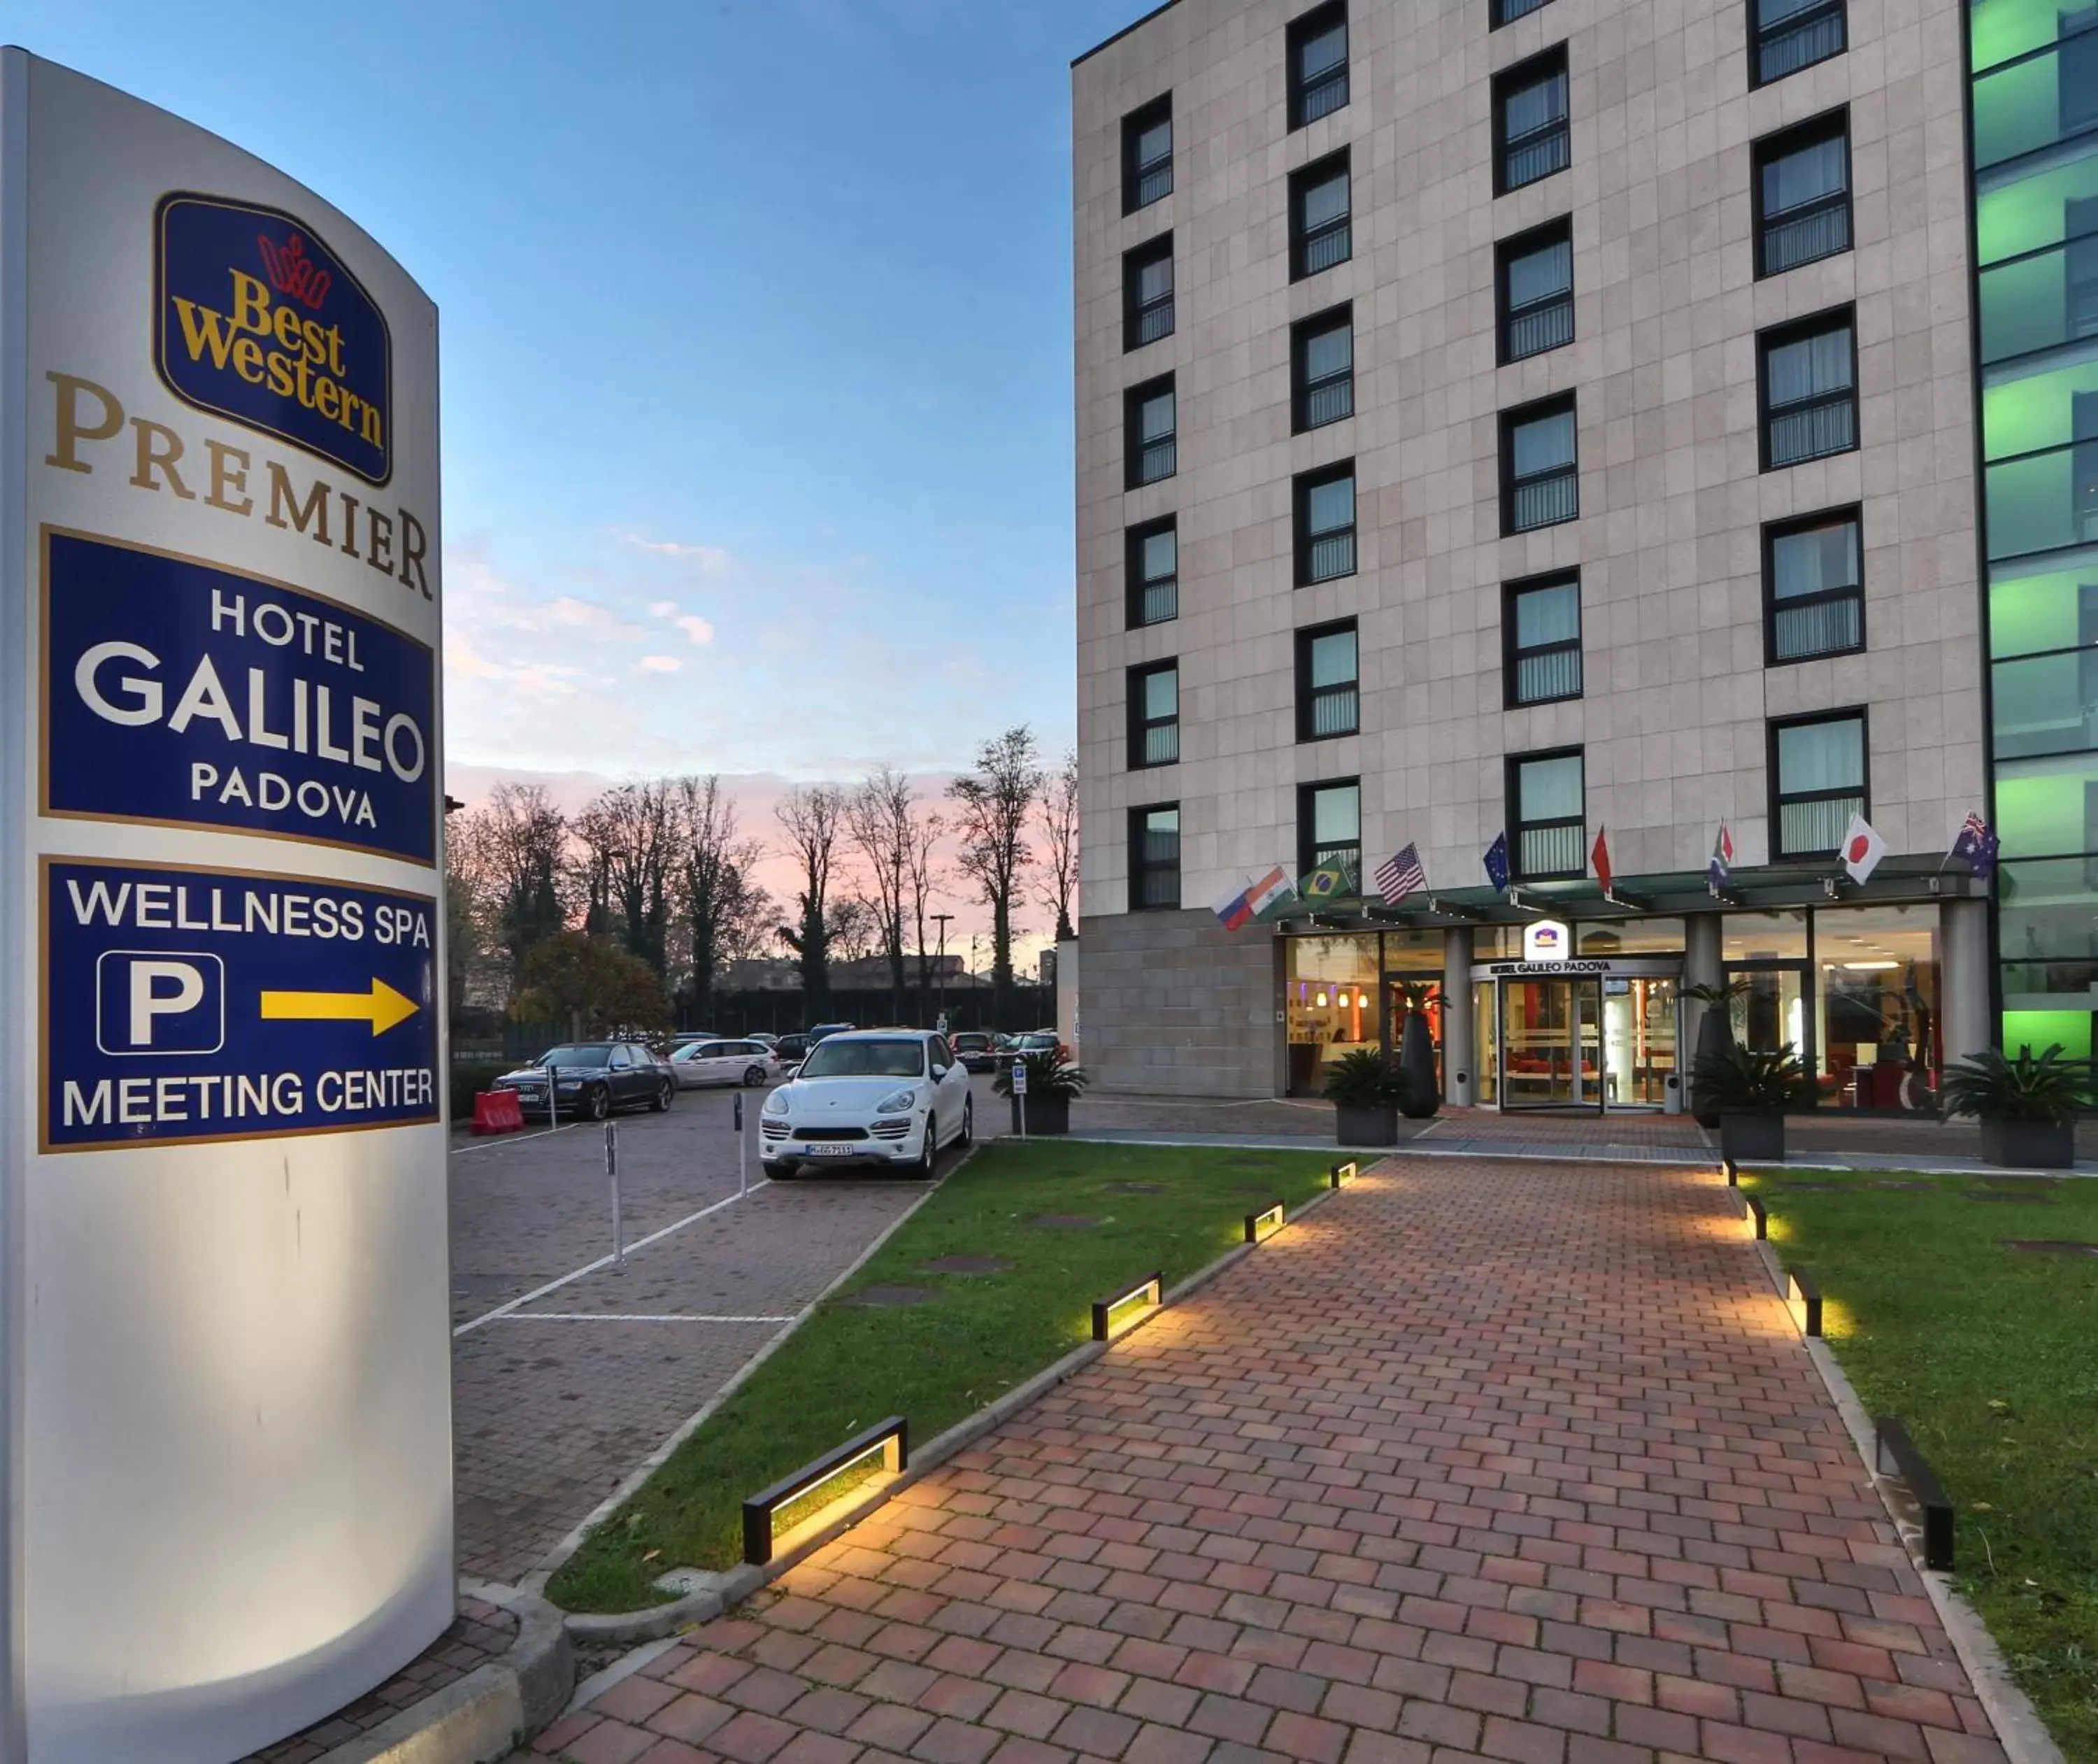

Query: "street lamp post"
<box><xmin>932</xmin><ymin>911</ymin><xmax>955</xmax><ymax>1029</ymax></box>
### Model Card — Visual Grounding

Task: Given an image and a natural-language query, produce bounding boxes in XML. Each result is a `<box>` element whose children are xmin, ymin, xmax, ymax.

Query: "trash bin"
<box><xmin>1663</xmin><ymin>1072</ymin><xmax>1684</xmax><ymax>1115</ymax></box>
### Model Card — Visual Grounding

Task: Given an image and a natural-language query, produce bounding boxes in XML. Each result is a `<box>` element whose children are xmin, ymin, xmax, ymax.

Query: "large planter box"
<box><xmin>1978</xmin><ymin>1118</ymin><xmax>2074</xmax><ymax>1169</ymax></box>
<box><xmin>1011</xmin><ymin>1095</ymin><xmax>1069</xmax><ymax>1136</ymax></box>
<box><xmin>1336</xmin><ymin>1105</ymin><xmax>1399</xmax><ymax>1147</ymax></box>
<box><xmin>1718</xmin><ymin>1111</ymin><xmax>1785</xmax><ymax>1162</ymax></box>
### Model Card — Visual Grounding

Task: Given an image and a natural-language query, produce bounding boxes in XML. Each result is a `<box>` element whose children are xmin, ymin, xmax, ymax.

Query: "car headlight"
<box><xmin>763</xmin><ymin>1089</ymin><xmax>792</xmax><ymax>1116</ymax></box>
<box><xmin>875</xmin><ymin>1088</ymin><xmax>918</xmax><ymax>1114</ymax></box>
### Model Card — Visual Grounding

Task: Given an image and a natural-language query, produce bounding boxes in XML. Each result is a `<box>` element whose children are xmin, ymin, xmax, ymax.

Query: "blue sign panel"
<box><xmin>155</xmin><ymin>191</ymin><xmax>393</xmax><ymax>485</ymax></box>
<box><xmin>43</xmin><ymin>858</ymin><xmax>439</xmax><ymax>1153</ymax></box>
<box><xmin>43</xmin><ymin>528</ymin><xmax>436</xmax><ymax>864</ymax></box>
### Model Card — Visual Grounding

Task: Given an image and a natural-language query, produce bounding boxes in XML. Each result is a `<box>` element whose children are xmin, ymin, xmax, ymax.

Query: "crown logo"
<box><xmin>255</xmin><ymin>229</ymin><xmax>333</xmax><ymax>310</ymax></box>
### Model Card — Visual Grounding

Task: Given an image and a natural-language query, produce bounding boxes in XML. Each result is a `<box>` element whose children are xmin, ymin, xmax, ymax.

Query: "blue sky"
<box><xmin>10</xmin><ymin>0</ymin><xmax>1149</xmax><ymax>788</ymax></box>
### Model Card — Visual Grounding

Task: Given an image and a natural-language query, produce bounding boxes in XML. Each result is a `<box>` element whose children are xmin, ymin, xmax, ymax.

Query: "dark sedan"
<box><xmin>492</xmin><ymin>1041</ymin><xmax>674</xmax><ymax>1121</ymax></box>
<box><xmin>950</xmin><ymin>1031</ymin><xmax>1008</xmax><ymax>1074</ymax></box>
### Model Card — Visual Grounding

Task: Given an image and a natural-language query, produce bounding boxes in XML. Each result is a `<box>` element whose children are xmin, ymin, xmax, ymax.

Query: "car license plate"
<box><xmin>802</xmin><ymin>1143</ymin><xmax>858</xmax><ymax>1156</ymax></box>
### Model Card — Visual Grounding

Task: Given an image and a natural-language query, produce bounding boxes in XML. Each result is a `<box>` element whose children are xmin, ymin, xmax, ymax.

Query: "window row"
<box><xmin>1126</xmin><ymin>708</ymin><xmax>1869</xmax><ymax>911</ymax></box>
<box><xmin>1123</xmin><ymin>623</ymin><xmax>1363</xmax><ymax>771</ymax></box>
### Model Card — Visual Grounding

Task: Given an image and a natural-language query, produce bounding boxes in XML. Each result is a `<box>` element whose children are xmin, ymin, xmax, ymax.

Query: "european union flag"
<box><xmin>1483</xmin><ymin>831</ymin><xmax>1511</xmax><ymax>892</ymax></box>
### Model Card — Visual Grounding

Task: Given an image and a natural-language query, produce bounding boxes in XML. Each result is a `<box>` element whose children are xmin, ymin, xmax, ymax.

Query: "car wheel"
<box><xmin>585</xmin><ymin>1083</ymin><xmax>611</xmax><ymax>1122</ymax></box>
<box><xmin>764</xmin><ymin>1162</ymin><xmax>794</xmax><ymax>1182</ymax></box>
<box><xmin>743</xmin><ymin>1065</ymin><xmax>765</xmax><ymax>1086</ymax></box>
<box><xmin>958</xmin><ymin>1097</ymin><xmax>973</xmax><ymax>1148</ymax></box>
<box><xmin>916</xmin><ymin>1115</ymin><xmax>939</xmax><ymax>1178</ymax></box>
<box><xmin>651</xmin><ymin>1080</ymin><xmax>673</xmax><ymax>1113</ymax></box>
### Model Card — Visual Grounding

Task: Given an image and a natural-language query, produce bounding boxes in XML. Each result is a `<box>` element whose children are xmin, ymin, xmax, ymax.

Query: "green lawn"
<box><xmin>546</xmin><ymin>1139</ymin><xmax>1338</xmax><ymax>1613</ymax></box>
<box><xmin>1745</xmin><ymin>1169</ymin><xmax>2098</xmax><ymax>1755</ymax></box>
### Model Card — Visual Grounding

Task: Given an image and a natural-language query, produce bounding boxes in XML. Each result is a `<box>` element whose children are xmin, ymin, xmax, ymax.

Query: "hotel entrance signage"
<box><xmin>0</xmin><ymin>51</ymin><xmax>449</xmax><ymax>1764</ymax></box>
<box><xmin>1523</xmin><ymin>918</ymin><xmax>1571</xmax><ymax>961</ymax></box>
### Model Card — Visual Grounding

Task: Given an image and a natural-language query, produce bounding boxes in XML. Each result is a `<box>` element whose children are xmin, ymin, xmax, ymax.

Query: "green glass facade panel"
<box><xmin>1994</xmin><ymin>750</ymin><xmax>2098</xmax><ymax>855</ymax></box>
<box><xmin>1975</xmin><ymin>138</ymin><xmax>2098</xmax><ymax>264</ymax></box>
<box><xmin>2000</xmin><ymin>857</ymin><xmax>2098</xmax><ymax>953</ymax></box>
<box><xmin>1979</xmin><ymin>241</ymin><xmax>2098</xmax><ymax>361</ymax></box>
<box><xmin>1992</xmin><ymin>650</ymin><xmax>2098</xmax><ymax>755</ymax></box>
<box><xmin>1983</xmin><ymin>445</ymin><xmax>2097</xmax><ymax>560</ymax></box>
<box><xmin>1972</xmin><ymin>36</ymin><xmax>2098</xmax><ymax>170</ymax></box>
<box><xmin>1972</xmin><ymin>0</ymin><xmax>2088</xmax><ymax>73</ymax></box>
<box><xmin>1988</xmin><ymin>545</ymin><xmax>2098</xmax><ymax>654</ymax></box>
<box><xmin>1980</xmin><ymin>349</ymin><xmax>2098</xmax><ymax>458</ymax></box>
<box><xmin>2001</xmin><ymin>1008</ymin><xmax>2093</xmax><ymax>1057</ymax></box>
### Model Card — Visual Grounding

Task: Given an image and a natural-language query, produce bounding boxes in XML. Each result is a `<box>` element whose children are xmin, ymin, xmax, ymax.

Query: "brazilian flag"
<box><xmin>1298</xmin><ymin>859</ymin><xmax>1357</xmax><ymax>902</ymax></box>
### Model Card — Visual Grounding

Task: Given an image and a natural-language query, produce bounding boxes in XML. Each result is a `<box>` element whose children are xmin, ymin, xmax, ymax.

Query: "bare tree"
<box><xmin>452</xmin><ymin>782</ymin><xmax>570</xmax><ymax>989</ymax></box>
<box><xmin>948</xmin><ymin>727</ymin><xmax>1043</xmax><ymax>1028</ymax></box>
<box><xmin>906</xmin><ymin>802</ymin><xmax>945</xmax><ymax>1004</ymax></box>
<box><xmin>1038</xmin><ymin>748</ymin><xmax>1079</xmax><ymax>944</ymax></box>
<box><xmin>826</xmin><ymin>894</ymin><xmax>880</xmax><ymax>967</ymax></box>
<box><xmin>776</xmin><ymin>783</ymin><xmax>848</xmax><ymax>1020</ymax></box>
<box><xmin>574</xmin><ymin>781</ymin><xmax>677</xmax><ymax>974</ymax></box>
<box><xmin>671</xmin><ymin>775</ymin><xmax>771</xmax><ymax>1027</ymax></box>
<box><xmin>848</xmin><ymin>768</ymin><xmax>920</xmax><ymax>1025</ymax></box>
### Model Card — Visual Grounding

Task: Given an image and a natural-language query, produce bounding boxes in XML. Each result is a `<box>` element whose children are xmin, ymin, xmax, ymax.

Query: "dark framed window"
<box><xmin>1494</xmin><ymin>48</ymin><xmax>1569</xmax><ymax>195</ymax></box>
<box><xmin>1765</xmin><ymin>507</ymin><xmax>1864</xmax><ymax>663</ymax></box>
<box><xmin>1755</xmin><ymin>111</ymin><xmax>1852</xmax><ymax>277</ymax></box>
<box><xmin>1125</xmin><ymin>374</ymin><xmax>1176</xmax><ymax>488</ymax></box>
<box><xmin>1128</xmin><ymin>661</ymin><xmax>1180</xmax><ymax>768</ymax></box>
<box><xmin>1297</xmin><ymin>620</ymin><xmax>1360</xmax><ymax>740</ymax></box>
<box><xmin>1130</xmin><ymin>805</ymin><xmax>1181</xmax><ymax>911</ymax></box>
<box><xmin>1760</xmin><ymin>307</ymin><xmax>1857</xmax><ymax>469</ymax></box>
<box><xmin>1752</xmin><ymin>0</ymin><xmax>1846</xmax><ymax>87</ymax></box>
<box><xmin>1492</xmin><ymin>0</ymin><xmax>1553</xmax><ymax>26</ymax></box>
<box><xmin>1124</xmin><ymin>235</ymin><xmax>1174</xmax><ymax>350</ymax></box>
<box><xmin>1292</xmin><ymin>304</ymin><xmax>1354</xmax><ymax>431</ymax></box>
<box><xmin>1294</xmin><ymin>462</ymin><xmax>1357</xmax><ymax>584</ymax></box>
<box><xmin>1126</xmin><ymin>518</ymin><xmax>1178</xmax><ymax>628</ymax></box>
<box><xmin>1508</xmin><ymin>748</ymin><xmax>1585</xmax><ymax>879</ymax></box>
<box><xmin>1290</xmin><ymin>152</ymin><xmax>1353</xmax><ymax>280</ymax></box>
<box><xmin>1287</xmin><ymin>2</ymin><xmax>1350</xmax><ymax>129</ymax></box>
<box><xmin>1501</xmin><ymin>394</ymin><xmax>1578</xmax><ymax>533</ymax></box>
<box><xmin>1122</xmin><ymin>96</ymin><xmax>1173</xmax><ymax>213</ymax></box>
<box><xmin>1771</xmin><ymin>710</ymin><xmax>1867</xmax><ymax>857</ymax></box>
<box><xmin>1504</xmin><ymin>572</ymin><xmax>1583</xmax><ymax>706</ymax></box>
<box><xmin>1497</xmin><ymin>218</ymin><xmax>1574</xmax><ymax>362</ymax></box>
<box><xmin>1297</xmin><ymin>778</ymin><xmax>1362</xmax><ymax>881</ymax></box>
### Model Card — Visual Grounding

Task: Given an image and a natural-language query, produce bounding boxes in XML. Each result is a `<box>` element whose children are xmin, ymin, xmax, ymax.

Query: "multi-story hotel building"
<box><xmin>1071</xmin><ymin>0</ymin><xmax>2092</xmax><ymax>1109</ymax></box>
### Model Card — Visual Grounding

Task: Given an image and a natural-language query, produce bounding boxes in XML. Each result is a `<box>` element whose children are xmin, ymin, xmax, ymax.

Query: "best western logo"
<box><xmin>155</xmin><ymin>193</ymin><xmax>392</xmax><ymax>486</ymax></box>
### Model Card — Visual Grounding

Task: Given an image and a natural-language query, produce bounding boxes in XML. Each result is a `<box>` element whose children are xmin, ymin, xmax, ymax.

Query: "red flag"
<box><xmin>1592</xmin><ymin>825</ymin><xmax>1613</xmax><ymax>894</ymax></box>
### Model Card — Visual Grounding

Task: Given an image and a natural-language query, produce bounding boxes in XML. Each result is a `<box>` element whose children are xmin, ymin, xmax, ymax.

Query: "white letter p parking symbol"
<box><xmin>95</xmin><ymin>952</ymin><xmax>225</xmax><ymax>1057</ymax></box>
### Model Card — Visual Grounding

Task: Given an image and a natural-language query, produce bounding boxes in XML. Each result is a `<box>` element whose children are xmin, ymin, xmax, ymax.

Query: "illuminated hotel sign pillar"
<box><xmin>0</xmin><ymin>50</ymin><xmax>452</xmax><ymax>1763</ymax></box>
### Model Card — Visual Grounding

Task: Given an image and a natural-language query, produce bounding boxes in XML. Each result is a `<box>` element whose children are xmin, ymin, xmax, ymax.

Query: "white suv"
<box><xmin>760</xmin><ymin>1030</ymin><xmax>973</xmax><ymax>1179</ymax></box>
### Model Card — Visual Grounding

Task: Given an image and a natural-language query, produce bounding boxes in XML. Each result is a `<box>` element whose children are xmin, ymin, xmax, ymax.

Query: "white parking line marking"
<box><xmin>452</xmin><ymin>1188</ymin><xmax>753</xmax><ymax>1338</ymax></box>
<box><xmin>494</xmin><ymin>1313</ymin><xmax>795</xmax><ymax>1324</ymax></box>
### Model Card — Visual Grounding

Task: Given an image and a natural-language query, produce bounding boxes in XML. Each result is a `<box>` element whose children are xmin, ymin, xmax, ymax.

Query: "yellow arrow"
<box><xmin>259</xmin><ymin>979</ymin><xmax>420</xmax><ymax>1037</ymax></box>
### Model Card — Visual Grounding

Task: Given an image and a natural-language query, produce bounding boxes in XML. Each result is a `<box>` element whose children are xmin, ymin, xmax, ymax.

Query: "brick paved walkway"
<box><xmin>521</xmin><ymin>1155</ymin><xmax>2004</xmax><ymax>1764</ymax></box>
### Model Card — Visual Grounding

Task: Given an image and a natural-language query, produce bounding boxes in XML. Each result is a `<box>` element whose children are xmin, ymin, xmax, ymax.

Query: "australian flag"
<box><xmin>1483</xmin><ymin>831</ymin><xmax>1511</xmax><ymax>892</ymax></box>
<box><xmin>1950</xmin><ymin>812</ymin><xmax>1999</xmax><ymax>880</ymax></box>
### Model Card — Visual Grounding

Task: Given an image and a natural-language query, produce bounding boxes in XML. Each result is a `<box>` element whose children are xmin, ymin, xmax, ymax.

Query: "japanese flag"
<box><xmin>1840</xmin><ymin>813</ymin><xmax>1887</xmax><ymax>885</ymax></box>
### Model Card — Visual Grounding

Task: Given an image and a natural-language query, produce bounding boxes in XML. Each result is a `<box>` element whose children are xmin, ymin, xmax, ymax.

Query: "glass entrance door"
<box><xmin>1599</xmin><ymin>976</ymin><xmax>1679</xmax><ymax>1107</ymax></box>
<box><xmin>1728</xmin><ymin>964</ymin><xmax>1811</xmax><ymax>1068</ymax></box>
<box><xmin>1499</xmin><ymin>978</ymin><xmax>1604</xmax><ymax>1109</ymax></box>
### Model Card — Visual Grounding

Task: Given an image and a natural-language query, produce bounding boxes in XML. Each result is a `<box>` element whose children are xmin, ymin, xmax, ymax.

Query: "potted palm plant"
<box><xmin>1392</xmin><ymin>982</ymin><xmax>1441</xmax><ymax>1119</ymax></box>
<box><xmin>1322</xmin><ymin>1048</ymin><xmax>1406</xmax><ymax>1146</ymax></box>
<box><xmin>1692</xmin><ymin>1041</ymin><xmax>1812</xmax><ymax>1162</ymax></box>
<box><xmin>1682</xmin><ymin>980</ymin><xmax>1747</xmax><ymax>1130</ymax></box>
<box><xmin>1941</xmin><ymin>1045</ymin><xmax>2089</xmax><ymax>1169</ymax></box>
<box><xmin>994</xmin><ymin>1048</ymin><xmax>1088</xmax><ymax>1135</ymax></box>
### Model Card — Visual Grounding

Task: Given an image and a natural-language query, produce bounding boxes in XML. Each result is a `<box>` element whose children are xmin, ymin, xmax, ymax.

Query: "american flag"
<box><xmin>1373</xmin><ymin>842</ymin><xmax>1427</xmax><ymax>904</ymax></box>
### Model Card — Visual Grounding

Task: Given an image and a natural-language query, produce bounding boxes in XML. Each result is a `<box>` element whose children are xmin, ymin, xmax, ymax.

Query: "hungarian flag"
<box><xmin>1841</xmin><ymin>813</ymin><xmax>1887</xmax><ymax>885</ymax></box>
<box><xmin>1591</xmin><ymin>826</ymin><xmax>1613</xmax><ymax>894</ymax></box>
<box><xmin>1709</xmin><ymin>824</ymin><xmax>1734</xmax><ymax>889</ymax></box>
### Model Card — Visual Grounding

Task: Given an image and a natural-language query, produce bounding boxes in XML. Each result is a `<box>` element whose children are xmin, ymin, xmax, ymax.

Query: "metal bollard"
<box><xmin>606</xmin><ymin>1121</ymin><xmax>623</xmax><ymax>1267</ymax></box>
<box><xmin>734</xmin><ymin>1091</ymin><xmax>747</xmax><ymax>1195</ymax></box>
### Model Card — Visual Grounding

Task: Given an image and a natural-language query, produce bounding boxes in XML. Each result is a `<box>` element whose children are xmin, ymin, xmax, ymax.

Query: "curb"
<box><xmin>552</xmin><ymin>1168</ymin><xmax>1357</xmax><ymax>1646</ymax></box>
<box><xmin>524</xmin><ymin>1140</ymin><xmax>986</xmax><ymax>1598</ymax></box>
<box><xmin>314</xmin><ymin>1590</ymin><xmax>573</xmax><ymax>1764</ymax></box>
<box><xmin>1738</xmin><ymin>1183</ymin><xmax>2066</xmax><ymax>1764</ymax></box>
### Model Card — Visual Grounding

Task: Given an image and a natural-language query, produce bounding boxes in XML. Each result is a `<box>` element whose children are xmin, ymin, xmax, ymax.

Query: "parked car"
<box><xmin>951</xmin><ymin>1031</ymin><xmax>1006</xmax><ymax>1074</ymax></box>
<box><xmin>671</xmin><ymin>1030</ymin><xmax>720</xmax><ymax>1048</ymax></box>
<box><xmin>774</xmin><ymin>1032</ymin><xmax>812</xmax><ymax>1065</ymax></box>
<box><xmin>808</xmin><ymin>1021</ymin><xmax>855</xmax><ymax>1046</ymax></box>
<box><xmin>745</xmin><ymin>1032</ymin><xmax>781</xmax><ymax>1049</ymax></box>
<box><xmin>492</xmin><ymin>1041</ymin><xmax>675</xmax><ymax>1120</ymax></box>
<box><xmin>1008</xmin><ymin>1030</ymin><xmax>1069</xmax><ymax>1061</ymax></box>
<box><xmin>760</xmin><ymin>1030</ymin><xmax>973</xmax><ymax>1179</ymax></box>
<box><xmin>671</xmin><ymin>1038</ymin><xmax>781</xmax><ymax>1090</ymax></box>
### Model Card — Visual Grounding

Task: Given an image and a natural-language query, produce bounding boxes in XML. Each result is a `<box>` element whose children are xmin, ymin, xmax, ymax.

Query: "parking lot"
<box><xmin>448</xmin><ymin>1073</ymin><xmax>1001</xmax><ymax>1587</ymax></box>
